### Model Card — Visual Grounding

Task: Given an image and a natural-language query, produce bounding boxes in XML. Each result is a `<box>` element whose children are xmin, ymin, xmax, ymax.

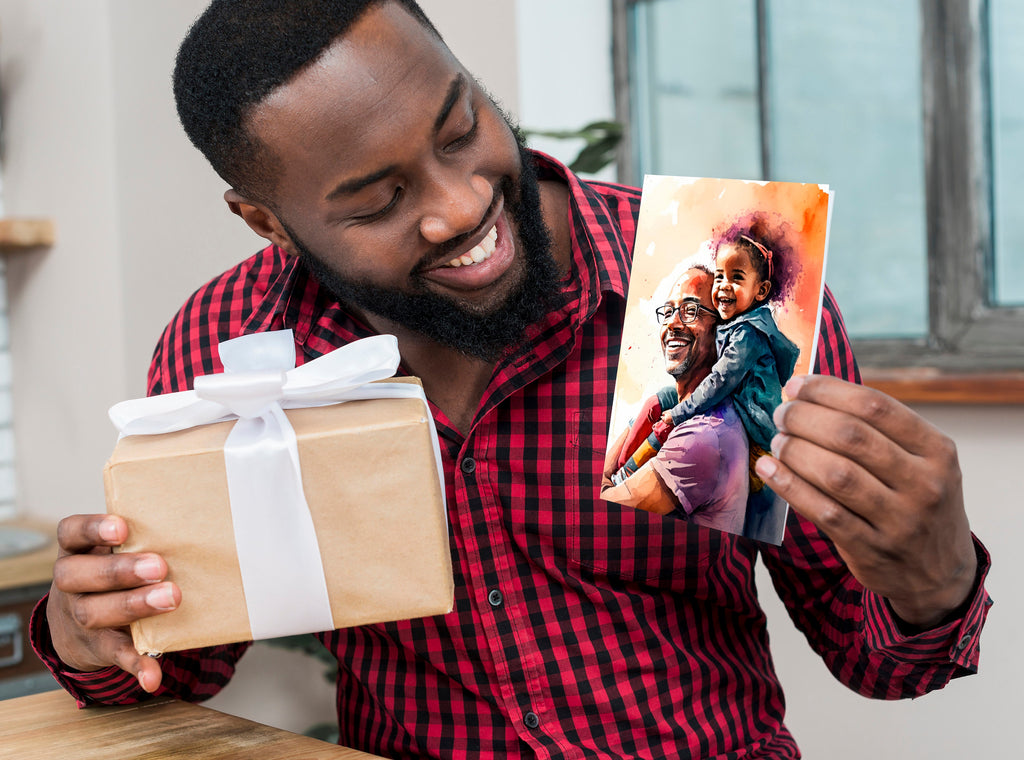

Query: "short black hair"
<box><xmin>173</xmin><ymin>0</ymin><xmax>439</xmax><ymax>204</ymax></box>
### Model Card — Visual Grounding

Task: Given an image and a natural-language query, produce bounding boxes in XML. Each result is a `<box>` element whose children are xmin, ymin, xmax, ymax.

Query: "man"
<box><xmin>601</xmin><ymin>266</ymin><xmax>752</xmax><ymax>537</ymax></box>
<box><xmin>34</xmin><ymin>1</ymin><xmax>990</xmax><ymax>757</ymax></box>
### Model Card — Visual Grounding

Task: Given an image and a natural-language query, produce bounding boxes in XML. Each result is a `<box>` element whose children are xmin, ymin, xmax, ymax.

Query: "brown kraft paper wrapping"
<box><xmin>103</xmin><ymin>395</ymin><xmax>454</xmax><ymax>655</ymax></box>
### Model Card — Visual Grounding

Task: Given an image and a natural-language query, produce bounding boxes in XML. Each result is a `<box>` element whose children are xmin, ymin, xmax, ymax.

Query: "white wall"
<box><xmin>759</xmin><ymin>403</ymin><xmax>1021</xmax><ymax>758</ymax></box>
<box><xmin>0</xmin><ymin>1</ymin><xmax>1016</xmax><ymax>755</ymax></box>
<box><xmin>0</xmin><ymin>0</ymin><xmax>263</xmax><ymax>525</ymax></box>
<box><xmin>1</xmin><ymin>0</ymin><xmax>126</xmax><ymax>523</ymax></box>
<box><xmin>515</xmin><ymin>0</ymin><xmax>617</xmax><ymax>180</ymax></box>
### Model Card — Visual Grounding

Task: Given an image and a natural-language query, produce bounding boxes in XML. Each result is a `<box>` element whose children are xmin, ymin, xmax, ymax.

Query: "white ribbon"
<box><xmin>109</xmin><ymin>330</ymin><xmax>444</xmax><ymax>641</ymax></box>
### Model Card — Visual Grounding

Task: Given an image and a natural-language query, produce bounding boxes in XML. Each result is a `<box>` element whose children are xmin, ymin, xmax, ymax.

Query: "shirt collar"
<box><xmin>532</xmin><ymin>150</ymin><xmax>631</xmax><ymax>309</ymax></box>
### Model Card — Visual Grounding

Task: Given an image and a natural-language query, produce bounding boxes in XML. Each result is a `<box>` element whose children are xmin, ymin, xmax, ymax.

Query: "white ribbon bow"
<box><xmin>109</xmin><ymin>330</ymin><xmax>439</xmax><ymax>641</ymax></box>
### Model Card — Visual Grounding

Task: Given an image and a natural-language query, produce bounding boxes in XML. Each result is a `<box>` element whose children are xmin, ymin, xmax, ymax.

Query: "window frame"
<box><xmin>612</xmin><ymin>0</ymin><xmax>1024</xmax><ymax>402</ymax></box>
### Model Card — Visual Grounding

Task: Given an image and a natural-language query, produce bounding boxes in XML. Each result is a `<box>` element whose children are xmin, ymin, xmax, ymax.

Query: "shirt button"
<box><xmin>523</xmin><ymin>711</ymin><xmax>540</xmax><ymax>729</ymax></box>
<box><xmin>956</xmin><ymin>634</ymin><xmax>972</xmax><ymax>651</ymax></box>
<box><xmin>487</xmin><ymin>589</ymin><xmax>504</xmax><ymax>608</ymax></box>
<box><xmin>460</xmin><ymin>457</ymin><xmax>476</xmax><ymax>474</ymax></box>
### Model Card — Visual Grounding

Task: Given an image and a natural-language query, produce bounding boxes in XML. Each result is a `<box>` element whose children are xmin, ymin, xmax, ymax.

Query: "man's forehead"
<box><xmin>243</xmin><ymin>1</ymin><xmax>462</xmax><ymax>190</ymax></box>
<box><xmin>260</xmin><ymin>4</ymin><xmax>446</xmax><ymax>104</ymax></box>
<box><xmin>669</xmin><ymin>270</ymin><xmax>712</xmax><ymax>302</ymax></box>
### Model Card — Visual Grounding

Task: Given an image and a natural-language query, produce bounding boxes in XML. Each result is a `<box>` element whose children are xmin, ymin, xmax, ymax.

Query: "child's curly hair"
<box><xmin>710</xmin><ymin>212</ymin><xmax>800</xmax><ymax>306</ymax></box>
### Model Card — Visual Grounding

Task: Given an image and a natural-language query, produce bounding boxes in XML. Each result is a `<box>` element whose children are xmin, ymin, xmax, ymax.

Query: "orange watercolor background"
<box><xmin>609</xmin><ymin>175</ymin><xmax>832</xmax><ymax>439</ymax></box>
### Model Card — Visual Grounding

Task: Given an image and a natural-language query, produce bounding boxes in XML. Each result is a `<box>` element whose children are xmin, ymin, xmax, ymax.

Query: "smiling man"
<box><xmin>602</xmin><ymin>266</ymin><xmax>751</xmax><ymax>536</ymax></box>
<box><xmin>33</xmin><ymin>1</ymin><xmax>991</xmax><ymax>758</ymax></box>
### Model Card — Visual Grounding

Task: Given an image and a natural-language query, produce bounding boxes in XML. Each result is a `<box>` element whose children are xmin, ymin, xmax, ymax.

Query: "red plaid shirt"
<box><xmin>33</xmin><ymin>153</ymin><xmax>991</xmax><ymax>758</ymax></box>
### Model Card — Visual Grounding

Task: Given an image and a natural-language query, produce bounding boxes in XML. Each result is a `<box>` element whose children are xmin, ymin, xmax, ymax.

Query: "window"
<box><xmin>613</xmin><ymin>0</ymin><xmax>1024</xmax><ymax>398</ymax></box>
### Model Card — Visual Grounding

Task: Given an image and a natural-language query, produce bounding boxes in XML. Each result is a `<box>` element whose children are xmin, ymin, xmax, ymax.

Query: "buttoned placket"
<box><xmin>448</xmin><ymin>391</ymin><xmax>559</xmax><ymax>755</ymax></box>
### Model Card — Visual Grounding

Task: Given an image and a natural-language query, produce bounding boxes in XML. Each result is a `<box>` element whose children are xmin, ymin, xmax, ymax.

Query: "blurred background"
<box><xmin>0</xmin><ymin>1</ymin><xmax>1018</xmax><ymax>756</ymax></box>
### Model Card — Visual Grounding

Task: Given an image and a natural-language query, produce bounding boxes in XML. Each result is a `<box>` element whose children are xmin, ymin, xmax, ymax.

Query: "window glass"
<box><xmin>629</xmin><ymin>1</ymin><xmax>761</xmax><ymax>181</ymax></box>
<box><xmin>628</xmin><ymin>0</ymin><xmax>928</xmax><ymax>339</ymax></box>
<box><xmin>767</xmin><ymin>1</ymin><xmax>927</xmax><ymax>338</ymax></box>
<box><xmin>990</xmin><ymin>0</ymin><xmax>1024</xmax><ymax>307</ymax></box>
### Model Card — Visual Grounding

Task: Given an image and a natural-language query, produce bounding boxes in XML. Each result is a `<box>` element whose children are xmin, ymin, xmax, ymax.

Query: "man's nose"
<box><xmin>418</xmin><ymin>170</ymin><xmax>493</xmax><ymax>244</ymax></box>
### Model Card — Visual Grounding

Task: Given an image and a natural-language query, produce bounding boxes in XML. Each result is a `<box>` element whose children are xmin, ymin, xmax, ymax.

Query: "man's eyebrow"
<box><xmin>324</xmin><ymin>74</ymin><xmax>467</xmax><ymax>203</ymax></box>
<box><xmin>326</xmin><ymin>165</ymin><xmax>399</xmax><ymax>201</ymax></box>
<box><xmin>434</xmin><ymin>74</ymin><xmax>466</xmax><ymax>135</ymax></box>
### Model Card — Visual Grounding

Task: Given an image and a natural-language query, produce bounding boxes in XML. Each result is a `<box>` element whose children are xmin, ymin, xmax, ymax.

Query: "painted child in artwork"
<box><xmin>658</xmin><ymin>226</ymin><xmax>800</xmax><ymax>463</ymax></box>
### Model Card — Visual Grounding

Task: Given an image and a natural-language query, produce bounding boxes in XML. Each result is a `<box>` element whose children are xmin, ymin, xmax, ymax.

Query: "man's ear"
<box><xmin>224</xmin><ymin>189</ymin><xmax>297</xmax><ymax>256</ymax></box>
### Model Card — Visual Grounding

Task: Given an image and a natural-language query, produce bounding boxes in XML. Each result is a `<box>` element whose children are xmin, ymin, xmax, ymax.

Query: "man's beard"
<box><xmin>663</xmin><ymin>331</ymin><xmax>695</xmax><ymax>379</ymax></box>
<box><xmin>667</xmin><ymin>355</ymin><xmax>694</xmax><ymax>378</ymax></box>
<box><xmin>289</xmin><ymin>142</ymin><xmax>563</xmax><ymax>362</ymax></box>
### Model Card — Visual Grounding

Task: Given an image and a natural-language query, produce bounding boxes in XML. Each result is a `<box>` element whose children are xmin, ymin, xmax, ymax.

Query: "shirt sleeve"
<box><xmin>615</xmin><ymin>394</ymin><xmax>664</xmax><ymax>470</ymax></box>
<box><xmin>757</xmin><ymin>287</ymin><xmax>993</xmax><ymax>698</ymax></box>
<box><xmin>649</xmin><ymin>421</ymin><xmax>724</xmax><ymax>515</ymax></box>
<box><xmin>29</xmin><ymin>595</ymin><xmax>250</xmax><ymax>708</ymax></box>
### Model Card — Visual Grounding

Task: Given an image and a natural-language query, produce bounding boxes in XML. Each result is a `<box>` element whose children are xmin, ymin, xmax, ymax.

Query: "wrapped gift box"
<box><xmin>103</xmin><ymin>335</ymin><xmax>453</xmax><ymax>655</ymax></box>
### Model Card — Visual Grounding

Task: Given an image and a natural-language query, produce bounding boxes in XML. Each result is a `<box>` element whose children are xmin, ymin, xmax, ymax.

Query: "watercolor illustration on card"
<box><xmin>601</xmin><ymin>175</ymin><xmax>833</xmax><ymax>545</ymax></box>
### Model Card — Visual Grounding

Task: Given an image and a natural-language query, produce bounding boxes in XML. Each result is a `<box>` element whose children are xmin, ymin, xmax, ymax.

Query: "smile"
<box><xmin>444</xmin><ymin>225</ymin><xmax>497</xmax><ymax>268</ymax></box>
<box><xmin>664</xmin><ymin>332</ymin><xmax>693</xmax><ymax>351</ymax></box>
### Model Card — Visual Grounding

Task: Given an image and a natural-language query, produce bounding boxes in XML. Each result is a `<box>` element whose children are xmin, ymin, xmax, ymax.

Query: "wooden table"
<box><xmin>0</xmin><ymin>689</ymin><xmax>386</xmax><ymax>759</ymax></box>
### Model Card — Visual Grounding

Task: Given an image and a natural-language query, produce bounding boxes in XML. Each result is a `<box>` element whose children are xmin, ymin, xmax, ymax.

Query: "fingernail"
<box><xmin>135</xmin><ymin>557</ymin><xmax>164</xmax><ymax>583</ymax></box>
<box><xmin>98</xmin><ymin>518</ymin><xmax>120</xmax><ymax>542</ymax></box>
<box><xmin>785</xmin><ymin>375</ymin><xmax>807</xmax><ymax>397</ymax></box>
<box><xmin>146</xmin><ymin>585</ymin><xmax>176</xmax><ymax>611</ymax></box>
<box><xmin>770</xmin><ymin>433</ymin><xmax>787</xmax><ymax>459</ymax></box>
<box><xmin>756</xmin><ymin>456</ymin><xmax>777</xmax><ymax>480</ymax></box>
<box><xmin>773</xmin><ymin>402</ymin><xmax>789</xmax><ymax>431</ymax></box>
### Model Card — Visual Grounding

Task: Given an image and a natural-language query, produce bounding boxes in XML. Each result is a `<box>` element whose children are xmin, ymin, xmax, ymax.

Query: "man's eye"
<box><xmin>352</xmin><ymin>188</ymin><xmax>402</xmax><ymax>222</ymax></box>
<box><xmin>444</xmin><ymin>112</ymin><xmax>479</xmax><ymax>153</ymax></box>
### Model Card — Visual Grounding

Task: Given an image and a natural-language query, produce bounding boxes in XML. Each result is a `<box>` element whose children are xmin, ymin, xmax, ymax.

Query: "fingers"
<box><xmin>57</xmin><ymin>514</ymin><xmax>128</xmax><ymax>556</ymax></box>
<box><xmin>770</xmin><ymin>432</ymin><xmax>885</xmax><ymax>525</ymax></box>
<box><xmin>99</xmin><ymin>629</ymin><xmax>164</xmax><ymax>693</ymax></box>
<box><xmin>53</xmin><ymin>552</ymin><xmax>168</xmax><ymax>594</ymax></box>
<box><xmin>54</xmin><ymin>547</ymin><xmax>179</xmax><ymax>630</ymax></box>
<box><xmin>754</xmin><ymin>450</ymin><xmax>874</xmax><ymax>540</ymax></box>
<box><xmin>64</xmin><ymin>583</ymin><xmax>180</xmax><ymax>631</ymax></box>
<box><xmin>47</xmin><ymin>512</ymin><xmax>179</xmax><ymax>689</ymax></box>
<box><xmin>772</xmin><ymin>393</ymin><xmax>913</xmax><ymax>493</ymax></box>
<box><xmin>772</xmin><ymin>375</ymin><xmax>960</xmax><ymax>524</ymax></box>
<box><xmin>782</xmin><ymin>375</ymin><xmax>942</xmax><ymax>456</ymax></box>
<box><xmin>767</xmin><ymin>394</ymin><xmax>902</xmax><ymax>530</ymax></box>
<box><xmin>69</xmin><ymin>626</ymin><xmax>165</xmax><ymax>694</ymax></box>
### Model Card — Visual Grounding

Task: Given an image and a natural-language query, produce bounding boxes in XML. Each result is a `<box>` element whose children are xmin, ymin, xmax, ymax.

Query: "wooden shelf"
<box><xmin>0</xmin><ymin>519</ymin><xmax>56</xmax><ymax>591</ymax></box>
<box><xmin>0</xmin><ymin>218</ymin><xmax>55</xmax><ymax>249</ymax></box>
<box><xmin>861</xmin><ymin>367</ymin><xmax>1024</xmax><ymax>404</ymax></box>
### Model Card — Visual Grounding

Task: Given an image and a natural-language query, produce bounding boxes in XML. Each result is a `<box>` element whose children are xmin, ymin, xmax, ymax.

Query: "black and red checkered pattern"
<box><xmin>32</xmin><ymin>153</ymin><xmax>990</xmax><ymax>759</ymax></box>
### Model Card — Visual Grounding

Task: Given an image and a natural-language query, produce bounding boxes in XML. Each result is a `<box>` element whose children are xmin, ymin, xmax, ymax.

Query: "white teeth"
<box><xmin>445</xmin><ymin>225</ymin><xmax>498</xmax><ymax>268</ymax></box>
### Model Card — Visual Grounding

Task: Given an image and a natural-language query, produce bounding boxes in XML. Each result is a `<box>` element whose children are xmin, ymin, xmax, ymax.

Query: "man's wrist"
<box><xmin>886</xmin><ymin>546</ymin><xmax>981</xmax><ymax>633</ymax></box>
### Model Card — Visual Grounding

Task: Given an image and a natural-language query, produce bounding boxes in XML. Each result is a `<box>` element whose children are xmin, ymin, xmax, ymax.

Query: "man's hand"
<box><xmin>755</xmin><ymin>375</ymin><xmax>977</xmax><ymax>629</ymax></box>
<box><xmin>47</xmin><ymin>514</ymin><xmax>181</xmax><ymax>693</ymax></box>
